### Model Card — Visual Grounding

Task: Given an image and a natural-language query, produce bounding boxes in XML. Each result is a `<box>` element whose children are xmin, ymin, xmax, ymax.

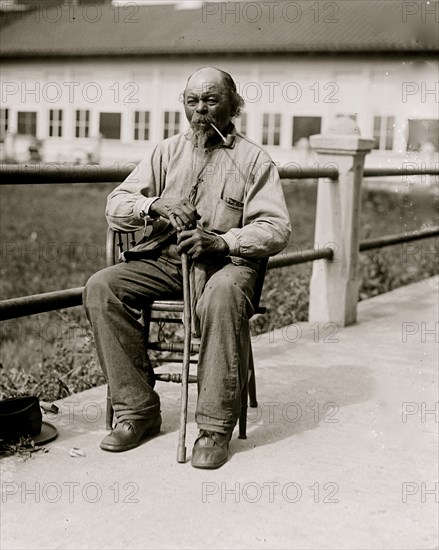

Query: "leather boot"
<box><xmin>191</xmin><ymin>429</ymin><xmax>231</xmax><ymax>469</ymax></box>
<box><xmin>100</xmin><ymin>415</ymin><xmax>161</xmax><ymax>452</ymax></box>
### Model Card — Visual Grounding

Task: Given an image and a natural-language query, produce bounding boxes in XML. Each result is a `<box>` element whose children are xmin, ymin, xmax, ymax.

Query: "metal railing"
<box><xmin>0</xmin><ymin>163</ymin><xmax>438</xmax><ymax>322</ymax></box>
<box><xmin>1</xmin><ymin>164</ymin><xmax>438</xmax><ymax>185</ymax></box>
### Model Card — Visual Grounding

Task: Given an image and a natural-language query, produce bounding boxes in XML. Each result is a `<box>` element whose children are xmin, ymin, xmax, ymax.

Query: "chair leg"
<box><xmin>238</xmin><ymin>372</ymin><xmax>249</xmax><ymax>440</ymax></box>
<box><xmin>238</xmin><ymin>342</ymin><xmax>258</xmax><ymax>439</ymax></box>
<box><xmin>106</xmin><ymin>386</ymin><xmax>114</xmax><ymax>430</ymax></box>
<box><xmin>248</xmin><ymin>346</ymin><xmax>258</xmax><ymax>408</ymax></box>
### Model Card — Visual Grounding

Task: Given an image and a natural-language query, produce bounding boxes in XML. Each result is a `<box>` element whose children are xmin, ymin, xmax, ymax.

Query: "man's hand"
<box><xmin>150</xmin><ymin>198</ymin><xmax>200</xmax><ymax>231</ymax></box>
<box><xmin>177</xmin><ymin>229</ymin><xmax>229</xmax><ymax>259</ymax></box>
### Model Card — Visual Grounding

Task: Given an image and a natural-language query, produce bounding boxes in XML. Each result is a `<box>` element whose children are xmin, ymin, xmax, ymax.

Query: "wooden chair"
<box><xmin>105</xmin><ymin>228</ymin><xmax>267</xmax><ymax>462</ymax></box>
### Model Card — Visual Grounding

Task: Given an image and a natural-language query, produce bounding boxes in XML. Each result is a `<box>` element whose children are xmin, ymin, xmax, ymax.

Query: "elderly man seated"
<box><xmin>83</xmin><ymin>67</ymin><xmax>291</xmax><ymax>469</ymax></box>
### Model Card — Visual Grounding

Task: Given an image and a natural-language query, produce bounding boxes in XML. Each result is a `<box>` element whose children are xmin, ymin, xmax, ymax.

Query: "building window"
<box><xmin>75</xmin><ymin>110</ymin><xmax>90</xmax><ymax>138</ymax></box>
<box><xmin>48</xmin><ymin>109</ymin><xmax>63</xmax><ymax>137</ymax></box>
<box><xmin>262</xmin><ymin>113</ymin><xmax>281</xmax><ymax>146</ymax></box>
<box><xmin>407</xmin><ymin>119</ymin><xmax>438</xmax><ymax>152</ymax></box>
<box><xmin>134</xmin><ymin>111</ymin><xmax>150</xmax><ymax>141</ymax></box>
<box><xmin>292</xmin><ymin>116</ymin><xmax>321</xmax><ymax>146</ymax></box>
<box><xmin>373</xmin><ymin>116</ymin><xmax>395</xmax><ymax>150</ymax></box>
<box><xmin>0</xmin><ymin>108</ymin><xmax>9</xmax><ymax>139</ymax></box>
<box><xmin>235</xmin><ymin>112</ymin><xmax>247</xmax><ymax>135</ymax></box>
<box><xmin>99</xmin><ymin>112</ymin><xmax>121</xmax><ymax>140</ymax></box>
<box><xmin>17</xmin><ymin>111</ymin><xmax>37</xmax><ymax>137</ymax></box>
<box><xmin>163</xmin><ymin>111</ymin><xmax>180</xmax><ymax>139</ymax></box>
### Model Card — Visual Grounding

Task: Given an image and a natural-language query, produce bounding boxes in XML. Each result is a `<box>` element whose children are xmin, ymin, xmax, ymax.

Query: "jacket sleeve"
<box><xmin>105</xmin><ymin>145</ymin><xmax>164</xmax><ymax>231</ymax></box>
<box><xmin>220</xmin><ymin>155</ymin><xmax>291</xmax><ymax>257</ymax></box>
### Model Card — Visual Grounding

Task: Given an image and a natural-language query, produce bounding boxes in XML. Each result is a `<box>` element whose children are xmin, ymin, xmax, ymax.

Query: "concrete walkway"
<box><xmin>1</xmin><ymin>277</ymin><xmax>438</xmax><ymax>550</ymax></box>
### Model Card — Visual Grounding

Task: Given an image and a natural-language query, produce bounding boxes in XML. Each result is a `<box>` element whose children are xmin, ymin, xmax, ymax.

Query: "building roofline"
<box><xmin>1</xmin><ymin>0</ymin><xmax>437</xmax><ymax>59</ymax></box>
<box><xmin>1</xmin><ymin>49</ymin><xmax>438</xmax><ymax>61</ymax></box>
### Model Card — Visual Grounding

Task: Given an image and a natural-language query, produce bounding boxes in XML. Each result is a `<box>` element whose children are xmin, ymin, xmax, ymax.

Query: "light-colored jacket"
<box><xmin>106</xmin><ymin>126</ymin><xmax>291</xmax><ymax>261</ymax></box>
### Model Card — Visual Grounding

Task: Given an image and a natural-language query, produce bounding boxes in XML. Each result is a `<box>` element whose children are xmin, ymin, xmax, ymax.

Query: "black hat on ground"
<box><xmin>0</xmin><ymin>396</ymin><xmax>58</xmax><ymax>445</ymax></box>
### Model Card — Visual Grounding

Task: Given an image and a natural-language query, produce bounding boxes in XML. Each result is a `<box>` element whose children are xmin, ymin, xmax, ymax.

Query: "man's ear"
<box><xmin>179</xmin><ymin>91</ymin><xmax>185</xmax><ymax>104</ymax></box>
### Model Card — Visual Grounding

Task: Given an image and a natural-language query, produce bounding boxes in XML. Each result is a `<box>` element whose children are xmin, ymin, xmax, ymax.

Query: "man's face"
<box><xmin>184</xmin><ymin>71</ymin><xmax>233</xmax><ymax>143</ymax></box>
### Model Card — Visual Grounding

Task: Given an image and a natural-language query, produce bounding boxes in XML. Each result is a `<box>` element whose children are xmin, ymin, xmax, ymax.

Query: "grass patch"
<box><xmin>1</xmin><ymin>180</ymin><xmax>437</xmax><ymax>400</ymax></box>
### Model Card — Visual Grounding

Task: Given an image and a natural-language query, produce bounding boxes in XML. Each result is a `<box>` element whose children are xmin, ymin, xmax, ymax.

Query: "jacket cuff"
<box><xmin>142</xmin><ymin>197</ymin><xmax>160</xmax><ymax>216</ymax></box>
<box><xmin>133</xmin><ymin>197</ymin><xmax>159</xmax><ymax>222</ymax></box>
<box><xmin>220</xmin><ymin>230</ymin><xmax>240</xmax><ymax>256</ymax></box>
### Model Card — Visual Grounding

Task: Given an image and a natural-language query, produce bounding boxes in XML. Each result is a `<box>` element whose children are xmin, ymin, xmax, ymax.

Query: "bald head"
<box><xmin>184</xmin><ymin>67</ymin><xmax>244</xmax><ymax>118</ymax></box>
<box><xmin>186</xmin><ymin>67</ymin><xmax>224</xmax><ymax>87</ymax></box>
<box><xmin>186</xmin><ymin>67</ymin><xmax>230</xmax><ymax>93</ymax></box>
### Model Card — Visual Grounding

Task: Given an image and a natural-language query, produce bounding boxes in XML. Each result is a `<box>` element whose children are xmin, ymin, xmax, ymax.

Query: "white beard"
<box><xmin>192</xmin><ymin>126</ymin><xmax>216</xmax><ymax>149</ymax></box>
<box><xmin>190</xmin><ymin>115</ymin><xmax>218</xmax><ymax>148</ymax></box>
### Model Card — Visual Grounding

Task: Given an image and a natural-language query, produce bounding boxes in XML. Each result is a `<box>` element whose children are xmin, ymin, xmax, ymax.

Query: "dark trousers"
<box><xmin>83</xmin><ymin>253</ymin><xmax>257</xmax><ymax>434</ymax></box>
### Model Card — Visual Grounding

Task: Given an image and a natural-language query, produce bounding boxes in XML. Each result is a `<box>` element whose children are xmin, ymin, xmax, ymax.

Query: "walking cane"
<box><xmin>177</xmin><ymin>251</ymin><xmax>191</xmax><ymax>463</ymax></box>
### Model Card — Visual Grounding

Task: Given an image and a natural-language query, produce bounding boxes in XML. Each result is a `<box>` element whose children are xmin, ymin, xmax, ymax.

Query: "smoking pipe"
<box><xmin>209</xmin><ymin>122</ymin><xmax>234</xmax><ymax>147</ymax></box>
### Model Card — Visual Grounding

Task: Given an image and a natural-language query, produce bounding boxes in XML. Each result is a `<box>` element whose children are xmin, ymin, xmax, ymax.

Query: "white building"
<box><xmin>1</xmin><ymin>0</ymin><xmax>438</xmax><ymax>168</ymax></box>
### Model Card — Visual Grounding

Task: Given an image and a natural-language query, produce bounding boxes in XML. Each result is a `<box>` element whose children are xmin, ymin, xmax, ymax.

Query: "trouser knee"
<box><xmin>202</xmin><ymin>279</ymin><xmax>247</xmax><ymax>315</ymax></box>
<box><xmin>83</xmin><ymin>267</ymin><xmax>121</xmax><ymax>312</ymax></box>
<box><xmin>200</xmin><ymin>283</ymin><xmax>254</xmax><ymax>334</ymax></box>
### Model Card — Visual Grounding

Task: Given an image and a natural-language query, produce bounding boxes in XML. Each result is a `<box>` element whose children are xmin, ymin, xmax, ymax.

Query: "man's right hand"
<box><xmin>150</xmin><ymin>198</ymin><xmax>200</xmax><ymax>232</ymax></box>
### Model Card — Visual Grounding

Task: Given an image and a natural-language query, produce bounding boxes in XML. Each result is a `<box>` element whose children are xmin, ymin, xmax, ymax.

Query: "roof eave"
<box><xmin>1</xmin><ymin>48</ymin><xmax>437</xmax><ymax>60</ymax></box>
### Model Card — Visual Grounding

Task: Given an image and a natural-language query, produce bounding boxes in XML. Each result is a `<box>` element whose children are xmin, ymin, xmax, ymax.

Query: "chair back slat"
<box><xmin>117</xmin><ymin>232</ymin><xmax>124</xmax><ymax>254</ymax></box>
<box><xmin>251</xmin><ymin>258</ymin><xmax>268</xmax><ymax>310</ymax></box>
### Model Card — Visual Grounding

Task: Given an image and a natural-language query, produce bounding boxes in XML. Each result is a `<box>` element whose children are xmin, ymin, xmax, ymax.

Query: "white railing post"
<box><xmin>309</xmin><ymin>118</ymin><xmax>375</xmax><ymax>326</ymax></box>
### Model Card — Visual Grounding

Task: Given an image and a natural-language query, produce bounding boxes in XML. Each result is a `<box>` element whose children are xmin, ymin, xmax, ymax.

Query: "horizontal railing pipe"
<box><xmin>0</xmin><ymin>164</ymin><xmax>133</xmax><ymax>184</ymax></box>
<box><xmin>1</xmin><ymin>164</ymin><xmax>438</xmax><ymax>185</ymax></box>
<box><xmin>360</xmin><ymin>227</ymin><xmax>439</xmax><ymax>251</ymax></box>
<box><xmin>268</xmin><ymin>247</ymin><xmax>334</xmax><ymax>269</ymax></box>
<box><xmin>277</xmin><ymin>166</ymin><xmax>338</xmax><ymax>180</ymax></box>
<box><xmin>363</xmin><ymin>167</ymin><xmax>439</xmax><ymax>178</ymax></box>
<box><xmin>0</xmin><ymin>288</ymin><xmax>83</xmax><ymax>321</ymax></box>
<box><xmin>0</xmin><ymin>163</ymin><xmax>340</xmax><ymax>184</ymax></box>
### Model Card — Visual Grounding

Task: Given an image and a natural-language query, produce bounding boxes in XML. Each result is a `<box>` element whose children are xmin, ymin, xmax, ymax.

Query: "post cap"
<box><xmin>327</xmin><ymin>116</ymin><xmax>361</xmax><ymax>136</ymax></box>
<box><xmin>310</xmin><ymin>116</ymin><xmax>376</xmax><ymax>154</ymax></box>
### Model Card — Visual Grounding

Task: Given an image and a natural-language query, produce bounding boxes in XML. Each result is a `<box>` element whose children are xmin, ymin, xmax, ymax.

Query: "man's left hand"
<box><xmin>177</xmin><ymin>229</ymin><xmax>229</xmax><ymax>259</ymax></box>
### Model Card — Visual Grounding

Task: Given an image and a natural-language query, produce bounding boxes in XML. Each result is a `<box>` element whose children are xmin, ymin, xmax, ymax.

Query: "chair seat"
<box><xmin>150</xmin><ymin>300</ymin><xmax>266</xmax><ymax>315</ymax></box>
<box><xmin>150</xmin><ymin>301</ymin><xmax>184</xmax><ymax>313</ymax></box>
